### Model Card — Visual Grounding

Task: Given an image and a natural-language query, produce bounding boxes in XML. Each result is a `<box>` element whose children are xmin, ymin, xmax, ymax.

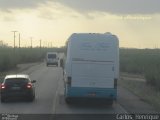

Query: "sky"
<box><xmin>0</xmin><ymin>0</ymin><xmax>160</xmax><ymax>48</ymax></box>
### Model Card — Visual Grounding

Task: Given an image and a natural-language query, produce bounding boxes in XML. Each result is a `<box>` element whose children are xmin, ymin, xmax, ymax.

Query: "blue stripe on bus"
<box><xmin>65</xmin><ymin>86</ymin><xmax>117</xmax><ymax>99</ymax></box>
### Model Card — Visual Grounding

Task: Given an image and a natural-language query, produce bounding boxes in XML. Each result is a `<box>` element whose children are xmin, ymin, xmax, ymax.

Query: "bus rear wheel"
<box><xmin>65</xmin><ymin>97</ymin><xmax>71</xmax><ymax>104</ymax></box>
<box><xmin>107</xmin><ymin>99</ymin><xmax>113</xmax><ymax>105</ymax></box>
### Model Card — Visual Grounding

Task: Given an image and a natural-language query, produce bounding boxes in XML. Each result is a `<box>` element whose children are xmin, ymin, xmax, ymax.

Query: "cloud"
<box><xmin>0</xmin><ymin>0</ymin><xmax>50</xmax><ymax>10</ymax></box>
<box><xmin>37</xmin><ymin>1</ymin><xmax>82</xmax><ymax>20</ymax></box>
<box><xmin>0</xmin><ymin>0</ymin><xmax>159</xmax><ymax>15</ymax></box>
<box><xmin>56</xmin><ymin>0</ymin><xmax>160</xmax><ymax>14</ymax></box>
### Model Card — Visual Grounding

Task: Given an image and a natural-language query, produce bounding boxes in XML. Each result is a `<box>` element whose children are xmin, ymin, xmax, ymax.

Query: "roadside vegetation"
<box><xmin>120</xmin><ymin>48</ymin><xmax>160</xmax><ymax>110</ymax></box>
<box><xmin>120</xmin><ymin>48</ymin><xmax>160</xmax><ymax>90</ymax></box>
<box><xmin>0</xmin><ymin>46</ymin><xmax>65</xmax><ymax>72</ymax></box>
<box><xmin>119</xmin><ymin>79</ymin><xmax>160</xmax><ymax>111</ymax></box>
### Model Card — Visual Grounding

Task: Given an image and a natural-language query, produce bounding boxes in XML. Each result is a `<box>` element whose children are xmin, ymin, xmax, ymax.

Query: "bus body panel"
<box><xmin>64</xmin><ymin>33</ymin><xmax>119</xmax><ymax>102</ymax></box>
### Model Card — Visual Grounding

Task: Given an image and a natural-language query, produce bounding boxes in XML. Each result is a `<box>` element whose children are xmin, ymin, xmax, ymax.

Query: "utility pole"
<box><xmin>0</xmin><ymin>40</ymin><xmax>3</xmax><ymax>47</ymax></box>
<box><xmin>30</xmin><ymin>37</ymin><xmax>33</xmax><ymax>48</ymax></box>
<box><xmin>40</xmin><ymin>39</ymin><xmax>42</xmax><ymax>49</ymax></box>
<box><xmin>48</xmin><ymin>42</ymin><xmax>49</xmax><ymax>48</ymax></box>
<box><xmin>19</xmin><ymin>33</ymin><xmax>21</xmax><ymax>48</ymax></box>
<box><xmin>11</xmin><ymin>31</ymin><xmax>17</xmax><ymax>52</ymax></box>
<box><xmin>50</xmin><ymin>42</ymin><xmax>52</xmax><ymax>48</ymax></box>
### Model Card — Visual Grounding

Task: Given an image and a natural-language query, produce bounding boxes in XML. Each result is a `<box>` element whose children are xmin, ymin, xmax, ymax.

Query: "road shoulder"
<box><xmin>118</xmin><ymin>83</ymin><xmax>158</xmax><ymax>113</ymax></box>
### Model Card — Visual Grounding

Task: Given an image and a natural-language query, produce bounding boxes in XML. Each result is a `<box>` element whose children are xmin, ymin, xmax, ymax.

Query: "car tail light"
<box><xmin>26</xmin><ymin>83</ymin><xmax>32</xmax><ymax>89</ymax></box>
<box><xmin>1</xmin><ymin>84</ymin><xmax>6</xmax><ymax>89</ymax></box>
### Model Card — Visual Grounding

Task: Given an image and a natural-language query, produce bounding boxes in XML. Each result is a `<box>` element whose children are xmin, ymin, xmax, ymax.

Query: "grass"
<box><xmin>120</xmin><ymin>48</ymin><xmax>160</xmax><ymax>109</ymax></box>
<box><xmin>120</xmin><ymin>48</ymin><xmax>160</xmax><ymax>89</ymax></box>
<box><xmin>0</xmin><ymin>46</ymin><xmax>65</xmax><ymax>72</ymax></box>
<box><xmin>119</xmin><ymin>78</ymin><xmax>160</xmax><ymax>111</ymax></box>
<box><xmin>0</xmin><ymin>46</ymin><xmax>66</xmax><ymax>83</ymax></box>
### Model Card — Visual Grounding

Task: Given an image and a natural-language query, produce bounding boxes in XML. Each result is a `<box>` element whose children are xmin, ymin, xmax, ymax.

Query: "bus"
<box><xmin>64</xmin><ymin>33</ymin><xmax>119</xmax><ymax>105</ymax></box>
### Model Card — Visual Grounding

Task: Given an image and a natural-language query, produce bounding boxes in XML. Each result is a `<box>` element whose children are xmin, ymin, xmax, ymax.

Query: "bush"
<box><xmin>0</xmin><ymin>47</ymin><xmax>65</xmax><ymax>72</ymax></box>
<box><xmin>120</xmin><ymin>48</ymin><xmax>160</xmax><ymax>90</ymax></box>
<box><xmin>0</xmin><ymin>50</ymin><xmax>17</xmax><ymax>71</ymax></box>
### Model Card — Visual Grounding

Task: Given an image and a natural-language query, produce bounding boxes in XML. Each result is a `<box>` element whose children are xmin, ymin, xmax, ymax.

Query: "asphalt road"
<box><xmin>0</xmin><ymin>63</ymin><xmax>157</xmax><ymax>120</ymax></box>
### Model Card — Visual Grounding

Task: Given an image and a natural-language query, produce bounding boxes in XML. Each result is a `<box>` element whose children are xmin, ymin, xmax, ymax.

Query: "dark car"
<box><xmin>0</xmin><ymin>74</ymin><xmax>36</xmax><ymax>102</ymax></box>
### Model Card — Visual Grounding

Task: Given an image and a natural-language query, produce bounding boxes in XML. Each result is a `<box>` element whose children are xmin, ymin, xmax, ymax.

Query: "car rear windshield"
<box><xmin>48</xmin><ymin>54</ymin><xmax>56</xmax><ymax>58</ymax></box>
<box><xmin>5</xmin><ymin>78</ymin><xmax>29</xmax><ymax>85</ymax></box>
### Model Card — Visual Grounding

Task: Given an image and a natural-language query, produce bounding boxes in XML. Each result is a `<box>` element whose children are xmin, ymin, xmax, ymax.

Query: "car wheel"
<box><xmin>107</xmin><ymin>99</ymin><xmax>113</xmax><ymax>105</ymax></box>
<box><xmin>1</xmin><ymin>97</ymin><xmax>6</xmax><ymax>103</ymax></box>
<box><xmin>28</xmin><ymin>95</ymin><xmax>35</xmax><ymax>102</ymax></box>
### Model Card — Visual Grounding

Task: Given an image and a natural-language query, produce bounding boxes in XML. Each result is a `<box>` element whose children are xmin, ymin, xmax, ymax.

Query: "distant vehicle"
<box><xmin>0</xmin><ymin>74</ymin><xmax>36</xmax><ymax>102</ymax></box>
<box><xmin>64</xmin><ymin>33</ymin><xmax>119</xmax><ymax>105</ymax></box>
<box><xmin>46</xmin><ymin>52</ymin><xmax>59</xmax><ymax>66</ymax></box>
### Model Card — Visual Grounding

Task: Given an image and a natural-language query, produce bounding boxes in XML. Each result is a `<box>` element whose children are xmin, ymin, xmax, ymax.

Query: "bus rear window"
<box><xmin>48</xmin><ymin>54</ymin><xmax>56</xmax><ymax>58</ymax></box>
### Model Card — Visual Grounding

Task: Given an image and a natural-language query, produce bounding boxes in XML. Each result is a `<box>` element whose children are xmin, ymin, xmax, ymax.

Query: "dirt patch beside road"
<box><xmin>118</xmin><ymin>73</ymin><xmax>160</xmax><ymax>113</ymax></box>
<box><xmin>118</xmin><ymin>86</ymin><xmax>158</xmax><ymax>113</ymax></box>
<box><xmin>16</xmin><ymin>62</ymin><xmax>41</xmax><ymax>73</ymax></box>
<box><xmin>120</xmin><ymin>72</ymin><xmax>145</xmax><ymax>82</ymax></box>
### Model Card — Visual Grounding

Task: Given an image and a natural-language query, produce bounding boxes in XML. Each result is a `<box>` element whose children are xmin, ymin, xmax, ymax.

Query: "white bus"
<box><xmin>64</xmin><ymin>33</ymin><xmax>119</xmax><ymax>104</ymax></box>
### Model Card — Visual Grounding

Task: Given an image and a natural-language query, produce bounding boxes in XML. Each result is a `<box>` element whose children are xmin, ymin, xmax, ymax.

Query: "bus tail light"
<box><xmin>114</xmin><ymin>78</ymin><xmax>117</xmax><ymax>89</ymax></box>
<box><xmin>67</xmin><ymin>77</ymin><xmax>72</xmax><ymax>85</ymax></box>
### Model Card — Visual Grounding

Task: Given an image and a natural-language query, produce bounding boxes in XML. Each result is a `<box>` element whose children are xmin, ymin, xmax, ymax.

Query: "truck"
<box><xmin>64</xmin><ymin>33</ymin><xmax>119</xmax><ymax>105</ymax></box>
